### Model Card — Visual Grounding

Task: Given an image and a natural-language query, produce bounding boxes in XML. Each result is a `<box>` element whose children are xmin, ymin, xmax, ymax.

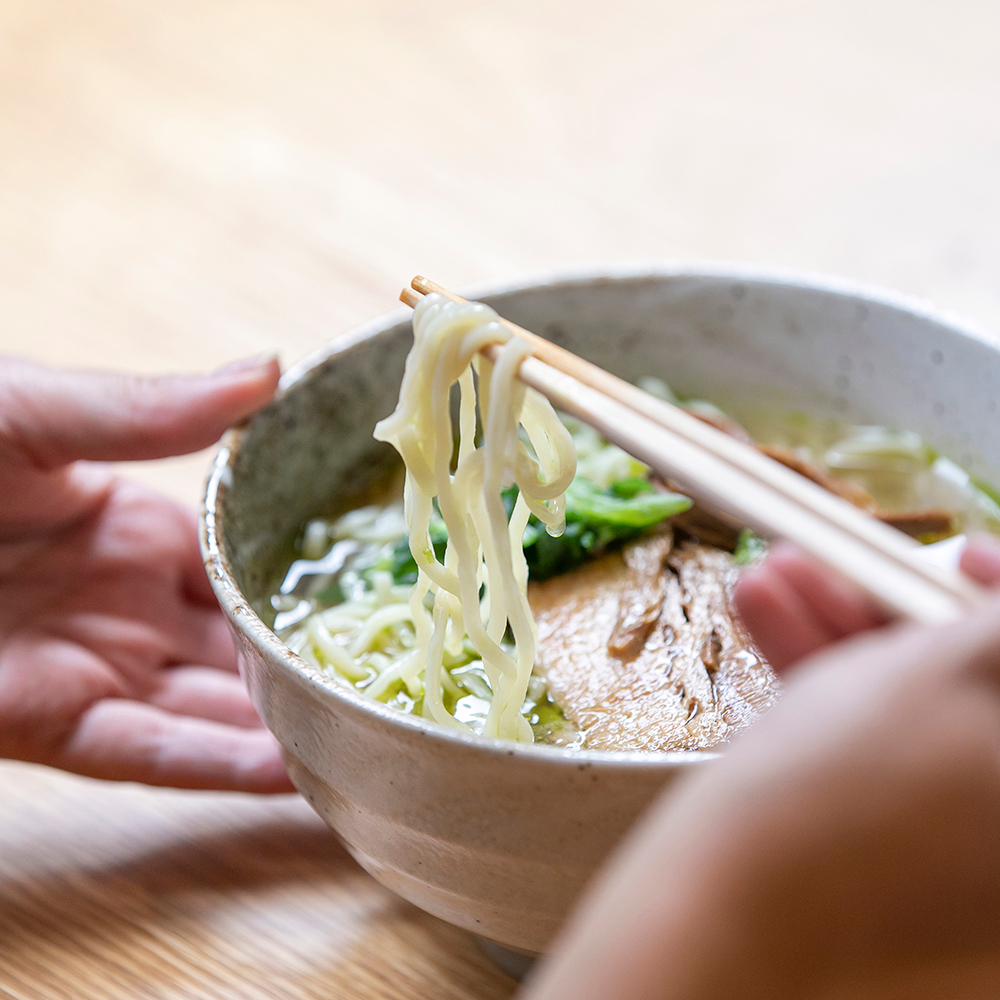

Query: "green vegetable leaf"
<box><xmin>389</xmin><ymin>519</ymin><xmax>448</xmax><ymax>585</ymax></box>
<box><xmin>394</xmin><ymin>476</ymin><xmax>692</xmax><ymax>586</ymax></box>
<box><xmin>733</xmin><ymin>528</ymin><xmax>768</xmax><ymax>565</ymax></box>
<box><xmin>609</xmin><ymin>476</ymin><xmax>656</xmax><ymax>499</ymax></box>
<box><xmin>501</xmin><ymin>485</ymin><xmax>519</xmax><ymax>519</ymax></box>
<box><xmin>517</xmin><ymin>476</ymin><xmax>691</xmax><ymax>580</ymax></box>
<box><xmin>565</xmin><ymin>478</ymin><xmax>691</xmax><ymax>528</ymax></box>
<box><xmin>523</xmin><ymin>520</ymin><xmax>593</xmax><ymax>579</ymax></box>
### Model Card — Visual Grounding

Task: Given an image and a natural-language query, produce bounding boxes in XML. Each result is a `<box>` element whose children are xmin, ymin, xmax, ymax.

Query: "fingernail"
<box><xmin>213</xmin><ymin>353</ymin><xmax>280</xmax><ymax>378</ymax></box>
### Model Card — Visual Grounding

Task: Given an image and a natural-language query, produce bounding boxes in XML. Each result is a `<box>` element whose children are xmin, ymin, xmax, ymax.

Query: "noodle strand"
<box><xmin>373</xmin><ymin>294</ymin><xmax>576</xmax><ymax>741</ymax></box>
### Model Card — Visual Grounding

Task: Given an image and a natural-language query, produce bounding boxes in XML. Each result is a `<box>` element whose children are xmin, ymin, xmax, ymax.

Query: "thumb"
<box><xmin>958</xmin><ymin>534</ymin><xmax>1000</xmax><ymax>588</ymax></box>
<box><xmin>0</xmin><ymin>354</ymin><xmax>280</xmax><ymax>468</ymax></box>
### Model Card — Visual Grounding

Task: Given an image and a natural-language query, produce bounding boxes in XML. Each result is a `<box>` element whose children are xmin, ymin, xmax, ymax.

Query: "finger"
<box><xmin>150</xmin><ymin>666</ymin><xmax>263</xmax><ymax>728</ymax></box>
<box><xmin>178</xmin><ymin>506</ymin><xmax>218</xmax><ymax>607</ymax></box>
<box><xmin>734</xmin><ymin>562</ymin><xmax>838</xmax><ymax>672</ymax></box>
<box><xmin>788</xmin><ymin>586</ymin><xmax>1000</xmax><ymax>691</ymax></box>
<box><xmin>56</xmin><ymin>698</ymin><xmax>295</xmax><ymax>793</ymax></box>
<box><xmin>0</xmin><ymin>354</ymin><xmax>280</xmax><ymax>469</ymax></box>
<box><xmin>928</xmin><ymin>586</ymin><xmax>1000</xmax><ymax>683</ymax></box>
<box><xmin>960</xmin><ymin>535</ymin><xmax>1000</xmax><ymax>588</ymax></box>
<box><xmin>765</xmin><ymin>544</ymin><xmax>888</xmax><ymax>638</ymax></box>
<box><xmin>175</xmin><ymin>605</ymin><xmax>239</xmax><ymax>673</ymax></box>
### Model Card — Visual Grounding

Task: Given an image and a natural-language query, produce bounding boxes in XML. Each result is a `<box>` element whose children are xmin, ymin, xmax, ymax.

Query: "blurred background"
<box><xmin>4</xmin><ymin>0</ymin><xmax>1000</xmax><ymax>502</ymax></box>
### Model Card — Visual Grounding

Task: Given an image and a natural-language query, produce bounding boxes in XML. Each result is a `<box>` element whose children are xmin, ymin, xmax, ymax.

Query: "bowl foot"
<box><xmin>476</xmin><ymin>937</ymin><xmax>539</xmax><ymax>980</ymax></box>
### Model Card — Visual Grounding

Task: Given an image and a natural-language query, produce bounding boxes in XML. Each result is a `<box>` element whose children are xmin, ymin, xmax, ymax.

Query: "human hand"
<box><xmin>733</xmin><ymin>536</ymin><xmax>1000</xmax><ymax>671</ymax></box>
<box><xmin>523</xmin><ymin>539</ymin><xmax>1000</xmax><ymax>1000</ymax></box>
<box><xmin>0</xmin><ymin>355</ymin><xmax>294</xmax><ymax>792</ymax></box>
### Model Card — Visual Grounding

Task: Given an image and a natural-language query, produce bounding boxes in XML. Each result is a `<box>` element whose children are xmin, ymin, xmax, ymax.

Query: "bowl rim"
<box><xmin>200</xmin><ymin>258</ymin><xmax>999</xmax><ymax>770</ymax></box>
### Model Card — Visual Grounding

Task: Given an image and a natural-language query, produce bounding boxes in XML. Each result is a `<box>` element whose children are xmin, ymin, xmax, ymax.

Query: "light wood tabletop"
<box><xmin>3</xmin><ymin>1</ymin><xmax>1000</xmax><ymax>997</ymax></box>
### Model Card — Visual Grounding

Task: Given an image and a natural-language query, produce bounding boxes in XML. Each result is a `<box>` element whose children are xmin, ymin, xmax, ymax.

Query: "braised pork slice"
<box><xmin>682</xmin><ymin>412</ymin><xmax>957</xmax><ymax>541</ymax></box>
<box><xmin>529</xmin><ymin>537</ymin><xmax>777</xmax><ymax>752</ymax></box>
<box><xmin>669</xmin><ymin>505</ymin><xmax>742</xmax><ymax>551</ymax></box>
<box><xmin>877</xmin><ymin>508</ymin><xmax>955</xmax><ymax>538</ymax></box>
<box><xmin>607</xmin><ymin>533</ymin><xmax>673</xmax><ymax>659</ymax></box>
<box><xmin>759</xmin><ymin>445</ymin><xmax>956</xmax><ymax>538</ymax></box>
<box><xmin>757</xmin><ymin>444</ymin><xmax>879</xmax><ymax>511</ymax></box>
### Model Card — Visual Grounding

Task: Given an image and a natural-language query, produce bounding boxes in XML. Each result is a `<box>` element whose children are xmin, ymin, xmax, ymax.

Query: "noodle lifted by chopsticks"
<box><xmin>374</xmin><ymin>294</ymin><xmax>576</xmax><ymax>740</ymax></box>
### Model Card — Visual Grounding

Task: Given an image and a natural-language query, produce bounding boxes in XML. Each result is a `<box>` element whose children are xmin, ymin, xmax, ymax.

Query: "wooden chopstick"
<box><xmin>408</xmin><ymin>280</ymin><xmax>934</xmax><ymax>566</ymax></box>
<box><xmin>400</xmin><ymin>278</ymin><xmax>985</xmax><ymax>623</ymax></box>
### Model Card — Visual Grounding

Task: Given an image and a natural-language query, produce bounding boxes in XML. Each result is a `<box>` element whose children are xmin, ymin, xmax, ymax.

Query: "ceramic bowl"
<box><xmin>201</xmin><ymin>262</ymin><xmax>1000</xmax><ymax>954</ymax></box>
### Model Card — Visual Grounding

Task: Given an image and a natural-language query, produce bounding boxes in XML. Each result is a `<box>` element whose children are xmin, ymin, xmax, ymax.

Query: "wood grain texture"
<box><xmin>0</xmin><ymin>763</ymin><xmax>516</xmax><ymax>999</ymax></box>
<box><xmin>3</xmin><ymin>0</ymin><xmax>1000</xmax><ymax>996</ymax></box>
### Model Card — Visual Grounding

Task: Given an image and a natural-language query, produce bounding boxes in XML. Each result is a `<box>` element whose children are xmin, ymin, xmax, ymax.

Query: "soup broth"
<box><xmin>269</xmin><ymin>390</ymin><xmax>1000</xmax><ymax>752</ymax></box>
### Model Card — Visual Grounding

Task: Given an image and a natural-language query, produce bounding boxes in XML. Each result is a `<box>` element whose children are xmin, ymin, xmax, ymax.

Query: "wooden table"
<box><xmin>3</xmin><ymin>1</ymin><xmax>1000</xmax><ymax>996</ymax></box>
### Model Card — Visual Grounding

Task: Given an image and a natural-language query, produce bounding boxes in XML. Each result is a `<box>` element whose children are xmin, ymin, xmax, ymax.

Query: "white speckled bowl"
<box><xmin>200</xmin><ymin>263</ymin><xmax>1000</xmax><ymax>954</ymax></box>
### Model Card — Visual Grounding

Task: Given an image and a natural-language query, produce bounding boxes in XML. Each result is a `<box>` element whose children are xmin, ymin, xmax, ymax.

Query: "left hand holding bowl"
<box><xmin>0</xmin><ymin>355</ymin><xmax>294</xmax><ymax>792</ymax></box>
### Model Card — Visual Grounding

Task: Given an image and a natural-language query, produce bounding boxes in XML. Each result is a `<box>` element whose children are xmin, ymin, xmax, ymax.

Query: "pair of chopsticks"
<box><xmin>400</xmin><ymin>276</ymin><xmax>984</xmax><ymax>623</ymax></box>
